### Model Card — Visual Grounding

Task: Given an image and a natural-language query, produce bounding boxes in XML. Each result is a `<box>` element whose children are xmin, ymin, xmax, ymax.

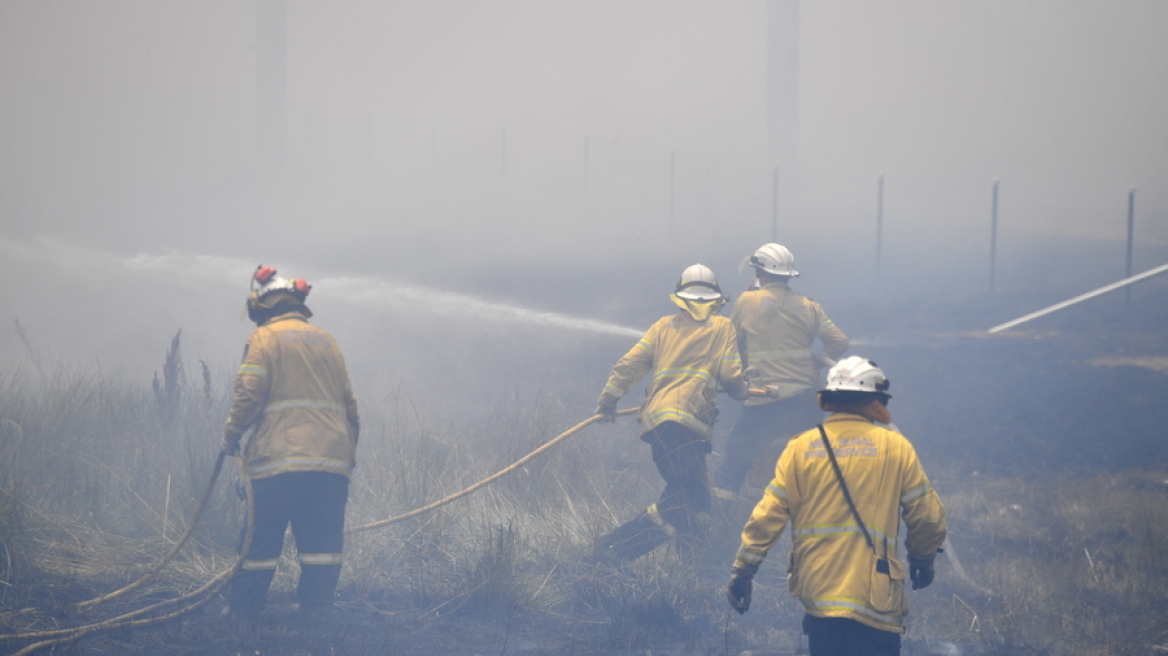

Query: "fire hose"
<box><xmin>348</xmin><ymin>407</ymin><xmax>640</xmax><ymax>533</ymax></box>
<box><xmin>76</xmin><ymin>451</ymin><xmax>230</xmax><ymax>610</ymax></box>
<box><xmin>0</xmin><ymin>456</ymin><xmax>257</xmax><ymax>656</ymax></box>
<box><xmin>346</xmin><ymin>389</ymin><xmax>773</xmax><ymax>532</ymax></box>
<box><xmin>3</xmin><ymin>388</ymin><xmax>854</xmax><ymax>653</ymax></box>
<box><xmin>1</xmin><ymin>406</ymin><xmax>643</xmax><ymax>653</ymax></box>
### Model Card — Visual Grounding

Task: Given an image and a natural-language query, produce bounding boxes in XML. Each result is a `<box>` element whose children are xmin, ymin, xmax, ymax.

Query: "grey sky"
<box><xmin>801</xmin><ymin>1</ymin><xmax>1168</xmax><ymax>182</ymax></box>
<box><xmin>2</xmin><ymin>0</ymin><xmax>1166</xmax><ymax>378</ymax></box>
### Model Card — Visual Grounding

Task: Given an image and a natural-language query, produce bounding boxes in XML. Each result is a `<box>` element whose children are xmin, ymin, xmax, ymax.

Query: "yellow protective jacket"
<box><xmin>225</xmin><ymin>311</ymin><xmax>360</xmax><ymax>480</ymax></box>
<box><xmin>733</xmin><ymin>413</ymin><xmax>946</xmax><ymax>633</ymax></box>
<box><xmin>599</xmin><ymin>312</ymin><xmax>747</xmax><ymax>439</ymax></box>
<box><xmin>731</xmin><ymin>280</ymin><xmax>848</xmax><ymax>406</ymax></box>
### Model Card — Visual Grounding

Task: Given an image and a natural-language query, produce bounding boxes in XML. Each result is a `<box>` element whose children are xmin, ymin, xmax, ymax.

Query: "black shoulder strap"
<box><xmin>817</xmin><ymin>424</ymin><xmax>876</xmax><ymax>553</ymax></box>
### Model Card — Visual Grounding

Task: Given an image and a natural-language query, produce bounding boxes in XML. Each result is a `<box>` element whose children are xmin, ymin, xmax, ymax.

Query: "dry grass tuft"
<box><xmin>1</xmin><ymin>346</ymin><xmax>1166</xmax><ymax>655</ymax></box>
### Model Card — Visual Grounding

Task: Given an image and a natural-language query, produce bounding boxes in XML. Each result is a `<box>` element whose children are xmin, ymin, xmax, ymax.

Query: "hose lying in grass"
<box><xmin>3</xmin><ymin>402</ymin><xmax>724</xmax><ymax>651</ymax></box>
<box><xmin>1</xmin><ymin>407</ymin><xmax>638</xmax><ymax>651</ymax></box>
<box><xmin>347</xmin><ymin>408</ymin><xmax>640</xmax><ymax>533</ymax></box>
<box><xmin>2</xmin><ymin>402</ymin><xmax>992</xmax><ymax>654</ymax></box>
<box><xmin>75</xmin><ymin>450</ymin><xmax>229</xmax><ymax>611</ymax></box>
<box><xmin>0</xmin><ymin>458</ymin><xmax>257</xmax><ymax>656</ymax></box>
<box><xmin>941</xmin><ymin>537</ymin><xmax>990</xmax><ymax>595</ymax></box>
<box><xmin>347</xmin><ymin>391</ymin><xmax>776</xmax><ymax>533</ymax></box>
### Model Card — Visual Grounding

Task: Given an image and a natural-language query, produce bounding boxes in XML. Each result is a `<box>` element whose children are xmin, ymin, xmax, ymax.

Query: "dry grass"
<box><xmin>1</xmin><ymin>339</ymin><xmax>1166</xmax><ymax>655</ymax></box>
<box><xmin>907</xmin><ymin>467</ymin><xmax>1168</xmax><ymax>655</ymax></box>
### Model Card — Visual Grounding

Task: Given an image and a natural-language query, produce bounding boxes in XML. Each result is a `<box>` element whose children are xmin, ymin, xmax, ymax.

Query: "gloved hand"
<box><xmin>725</xmin><ymin>564</ymin><xmax>757</xmax><ymax>614</ymax></box>
<box><xmin>221</xmin><ymin>431</ymin><xmax>242</xmax><ymax>456</ymax></box>
<box><xmin>908</xmin><ymin>552</ymin><xmax>936</xmax><ymax>590</ymax></box>
<box><xmin>594</xmin><ymin>396</ymin><xmax>618</xmax><ymax>424</ymax></box>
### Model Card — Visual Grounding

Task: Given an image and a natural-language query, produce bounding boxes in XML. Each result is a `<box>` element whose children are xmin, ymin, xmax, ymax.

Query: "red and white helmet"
<box><xmin>249</xmin><ymin>265</ymin><xmax>311</xmax><ymax>310</ymax></box>
<box><xmin>744</xmin><ymin>243</ymin><xmax>799</xmax><ymax>277</ymax></box>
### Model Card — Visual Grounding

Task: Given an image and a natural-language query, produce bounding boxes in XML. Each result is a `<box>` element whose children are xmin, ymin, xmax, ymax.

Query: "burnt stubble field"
<box><xmin>2</xmin><ymin>283</ymin><xmax>1167</xmax><ymax>656</ymax></box>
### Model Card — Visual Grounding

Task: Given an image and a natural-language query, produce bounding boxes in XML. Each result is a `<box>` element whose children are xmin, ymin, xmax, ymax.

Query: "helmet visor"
<box><xmin>675</xmin><ymin>282</ymin><xmax>722</xmax><ymax>301</ymax></box>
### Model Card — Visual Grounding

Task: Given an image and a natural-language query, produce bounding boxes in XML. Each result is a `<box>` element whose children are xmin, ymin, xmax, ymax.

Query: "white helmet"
<box><xmin>823</xmin><ymin>356</ymin><xmax>891</xmax><ymax>396</ymax></box>
<box><xmin>744</xmin><ymin>243</ymin><xmax>799</xmax><ymax>277</ymax></box>
<box><xmin>674</xmin><ymin>263</ymin><xmax>724</xmax><ymax>301</ymax></box>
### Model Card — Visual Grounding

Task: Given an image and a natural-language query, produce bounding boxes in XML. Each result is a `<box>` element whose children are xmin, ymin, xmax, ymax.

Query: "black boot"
<box><xmin>593</xmin><ymin>513</ymin><xmax>670</xmax><ymax>565</ymax></box>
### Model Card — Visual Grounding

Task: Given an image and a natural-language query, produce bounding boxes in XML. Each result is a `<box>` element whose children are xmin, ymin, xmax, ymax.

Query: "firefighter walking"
<box><xmin>221</xmin><ymin>265</ymin><xmax>360</xmax><ymax>620</ymax></box>
<box><xmin>593</xmin><ymin>264</ymin><xmax>749</xmax><ymax>563</ymax></box>
<box><xmin>712</xmin><ymin>243</ymin><xmax>849</xmax><ymax>503</ymax></box>
<box><xmin>725</xmin><ymin>357</ymin><xmax>946</xmax><ymax>656</ymax></box>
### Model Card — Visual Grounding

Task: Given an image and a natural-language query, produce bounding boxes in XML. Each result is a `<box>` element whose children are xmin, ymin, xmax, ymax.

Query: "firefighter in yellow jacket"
<box><xmin>593</xmin><ymin>264</ymin><xmax>749</xmax><ymax>563</ymax></box>
<box><xmin>725</xmin><ymin>357</ymin><xmax>945</xmax><ymax>656</ymax></box>
<box><xmin>222</xmin><ymin>265</ymin><xmax>360</xmax><ymax>620</ymax></box>
<box><xmin>712</xmin><ymin>243</ymin><xmax>849</xmax><ymax>503</ymax></box>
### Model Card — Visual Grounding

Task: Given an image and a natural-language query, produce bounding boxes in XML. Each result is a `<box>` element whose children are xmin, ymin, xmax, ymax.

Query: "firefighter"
<box><xmin>725</xmin><ymin>356</ymin><xmax>946</xmax><ymax>656</ymax></box>
<box><xmin>221</xmin><ymin>265</ymin><xmax>360</xmax><ymax>620</ymax></box>
<box><xmin>593</xmin><ymin>264</ymin><xmax>749</xmax><ymax>563</ymax></box>
<box><xmin>712</xmin><ymin>243</ymin><xmax>849</xmax><ymax>503</ymax></box>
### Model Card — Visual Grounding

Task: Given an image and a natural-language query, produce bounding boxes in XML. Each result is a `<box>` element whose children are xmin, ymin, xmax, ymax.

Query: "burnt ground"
<box><xmin>857</xmin><ymin>290</ymin><xmax>1168</xmax><ymax>475</ymax></box>
<box><xmin>71</xmin><ymin>601</ymin><xmax>648</xmax><ymax>656</ymax></box>
<box><xmin>2</xmin><ymin>573</ymin><xmax>750</xmax><ymax>656</ymax></box>
<box><xmin>5</xmin><ymin>286</ymin><xmax>1168</xmax><ymax>656</ymax></box>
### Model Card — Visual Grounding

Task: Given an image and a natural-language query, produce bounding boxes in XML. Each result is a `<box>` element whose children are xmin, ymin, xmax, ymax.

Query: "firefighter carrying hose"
<box><xmin>592</xmin><ymin>264</ymin><xmax>749</xmax><ymax>563</ymax></box>
<box><xmin>221</xmin><ymin>265</ymin><xmax>360</xmax><ymax>621</ymax></box>
<box><xmin>712</xmin><ymin>243</ymin><xmax>849</xmax><ymax>506</ymax></box>
<box><xmin>725</xmin><ymin>357</ymin><xmax>946</xmax><ymax>655</ymax></box>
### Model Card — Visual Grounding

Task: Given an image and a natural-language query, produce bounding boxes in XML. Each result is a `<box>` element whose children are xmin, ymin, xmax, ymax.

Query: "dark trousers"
<box><xmin>803</xmin><ymin>615</ymin><xmax>902</xmax><ymax>656</ymax></box>
<box><xmin>646</xmin><ymin>421</ymin><xmax>712</xmax><ymax>531</ymax></box>
<box><xmin>229</xmin><ymin>471</ymin><xmax>349</xmax><ymax>616</ymax></box>
<box><xmin>597</xmin><ymin>421</ymin><xmax>711</xmax><ymax>562</ymax></box>
<box><xmin>713</xmin><ymin>392</ymin><xmax>823</xmax><ymax>495</ymax></box>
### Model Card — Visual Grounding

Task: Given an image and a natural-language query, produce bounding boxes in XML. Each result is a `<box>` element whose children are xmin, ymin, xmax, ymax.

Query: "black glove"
<box><xmin>221</xmin><ymin>430</ymin><xmax>241</xmax><ymax>456</ymax></box>
<box><xmin>908</xmin><ymin>552</ymin><xmax>936</xmax><ymax>590</ymax></box>
<box><xmin>725</xmin><ymin>565</ymin><xmax>757</xmax><ymax>614</ymax></box>
<box><xmin>594</xmin><ymin>396</ymin><xmax>617</xmax><ymax>423</ymax></box>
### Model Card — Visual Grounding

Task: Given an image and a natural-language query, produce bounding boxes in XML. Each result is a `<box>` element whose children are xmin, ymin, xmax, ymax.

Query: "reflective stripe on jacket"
<box><xmin>731</xmin><ymin>280</ymin><xmax>848</xmax><ymax>406</ymax></box>
<box><xmin>225</xmin><ymin>311</ymin><xmax>360</xmax><ymax>480</ymax></box>
<box><xmin>733</xmin><ymin>413</ymin><xmax>946</xmax><ymax>633</ymax></box>
<box><xmin>600</xmin><ymin>312</ymin><xmax>747</xmax><ymax>439</ymax></box>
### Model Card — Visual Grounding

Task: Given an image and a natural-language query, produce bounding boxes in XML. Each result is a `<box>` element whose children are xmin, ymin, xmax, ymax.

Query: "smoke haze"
<box><xmin>3</xmin><ymin>8</ymin><xmax>1168</xmax><ymax>653</ymax></box>
<box><xmin>2</xmin><ymin>0</ymin><xmax>1166</xmax><ymax>404</ymax></box>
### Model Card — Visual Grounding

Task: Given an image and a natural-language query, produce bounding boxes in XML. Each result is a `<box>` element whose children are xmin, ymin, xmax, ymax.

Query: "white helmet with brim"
<box><xmin>741</xmin><ymin>242</ymin><xmax>799</xmax><ymax>277</ymax></box>
<box><xmin>674</xmin><ymin>263</ymin><xmax>724</xmax><ymax>301</ymax></box>
<box><xmin>822</xmin><ymin>356</ymin><xmax>891</xmax><ymax>397</ymax></box>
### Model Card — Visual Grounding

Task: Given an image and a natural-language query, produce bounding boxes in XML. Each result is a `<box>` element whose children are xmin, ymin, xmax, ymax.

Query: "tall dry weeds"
<box><xmin>3</xmin><ymin>348</ymin><xmax>1167</xmax><ymax>655</ymax></box>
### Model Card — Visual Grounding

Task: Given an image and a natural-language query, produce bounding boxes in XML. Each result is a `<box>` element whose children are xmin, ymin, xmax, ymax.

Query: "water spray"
<box><xmin>121</xmin><ymin>250</ymin><xmax>645</xmax><ymax>338</ymax></box>
<box><xmin>3</xmin><ymin>239</ymin><xmax>646</xmax><ymax>340</ymax></box>
<box><xmin>322</xmin><ymin>275</ymin><xmax>643</xmax><ymax>338</ymax></box>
